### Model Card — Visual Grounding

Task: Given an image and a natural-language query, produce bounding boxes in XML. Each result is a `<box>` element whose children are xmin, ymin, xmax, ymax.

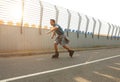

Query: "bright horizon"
<box><xmin>42</xmin><ymin>0</ymin><xmax>120</xmax><ymax>26</ymax></box>
<box><xmin>0</xmin><ymin>0</ymin><xmax>120</xmax><ymax>35</ymax></box>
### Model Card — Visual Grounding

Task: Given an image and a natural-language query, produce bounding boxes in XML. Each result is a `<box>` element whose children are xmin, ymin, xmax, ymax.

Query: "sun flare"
<box><xmin>9</xmin><ymin>6</ymin><xmax>22</xmax><ymax>20</ymax></box>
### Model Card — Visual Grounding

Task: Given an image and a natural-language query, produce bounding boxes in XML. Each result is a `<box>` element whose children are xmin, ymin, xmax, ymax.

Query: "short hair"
<box><xmin>50</xmin><ymin>19</ymin><xmax>55</xmax><ymax>23</ymax></box>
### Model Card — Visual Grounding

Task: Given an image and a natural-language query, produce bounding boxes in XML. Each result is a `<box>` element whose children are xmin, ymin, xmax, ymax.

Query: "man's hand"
<box><xmin>47</xmin><ymin>31</ymin><xmax>51</xmax><ymax>34</ymax></box>
<box><xmin>51</xmin><ymin>36</ymin><xmax>54</xmax><ymax>39</ymax></box>
<box><xmin>51</xmin><ymin>32</ymin><xmax>56</xmax><ymax>39</ymax></box>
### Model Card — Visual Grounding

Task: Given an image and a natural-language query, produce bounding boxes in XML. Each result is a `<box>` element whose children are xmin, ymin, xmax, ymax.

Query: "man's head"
<box><xmin>50</xmin><ymin>19</ymin><xmax>56</xmax><ymax>26</ymax></box>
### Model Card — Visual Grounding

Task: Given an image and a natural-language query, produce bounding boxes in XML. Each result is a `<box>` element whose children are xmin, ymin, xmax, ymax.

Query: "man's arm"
<box><xmin>51</xmin><ymin>31</ymin><xmax>56</xmax><ymax>39</ymax></box>
<box><xmin>47</xmin><ymin>27</ymin><xmax>58</xmax><ymax>34</ymax></box>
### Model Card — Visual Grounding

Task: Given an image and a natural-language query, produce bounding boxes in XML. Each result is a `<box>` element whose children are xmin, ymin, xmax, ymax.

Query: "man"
<box><xmin>47</xmin><ymin>19</ymin><xmax>74</xmax><ymax>58</ymax></box>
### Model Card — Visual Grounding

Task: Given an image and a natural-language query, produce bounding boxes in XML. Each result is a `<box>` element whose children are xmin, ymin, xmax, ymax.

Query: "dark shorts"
<box><xmin>55</xmin><ymin>35</ymin><xmax>69</xmax><ymax>46</ymax></box>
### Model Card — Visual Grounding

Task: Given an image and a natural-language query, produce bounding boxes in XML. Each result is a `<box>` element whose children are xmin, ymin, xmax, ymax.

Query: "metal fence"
<box><xmin>0</xmin><ymin>0</ymin><xmax>120</xmax><ymax>40</ymax></box>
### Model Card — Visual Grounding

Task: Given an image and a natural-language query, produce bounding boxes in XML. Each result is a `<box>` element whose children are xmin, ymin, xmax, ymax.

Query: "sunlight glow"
<box><xmin>10</xmin><ymin>8</ymin><xmax>22</xmax><ymax>20</ymax></box>
<box><xmin>74</xmin><ymin>77</ymin><xmax>91</xmax><ymax>82</ymax></box>
<box><xmin>9</xmin><ymin>6</ymin><xmax>22</xmax><ymax>25</ymax></box>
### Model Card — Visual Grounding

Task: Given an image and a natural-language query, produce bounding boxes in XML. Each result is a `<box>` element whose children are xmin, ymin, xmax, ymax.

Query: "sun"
<box><xmin>10</xmin><ymin>7</ymin><xmax>22</xmax><ymax>20</ymax></box>
<box><xmin>8</xmin><ymin>3</ymin><xmax>22</xmax><ymax>24</ymax></box>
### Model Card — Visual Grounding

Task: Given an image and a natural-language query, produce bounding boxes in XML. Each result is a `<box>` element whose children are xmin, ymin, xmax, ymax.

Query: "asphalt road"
<box><xmin>0</xmin><ymin>48</ymin><xmax>120</xmax><ymax>82</ymax></box>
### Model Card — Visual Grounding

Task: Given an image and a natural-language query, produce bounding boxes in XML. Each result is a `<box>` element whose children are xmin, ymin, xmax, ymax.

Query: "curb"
<box><xmin>0</xmin><ymin>46</ymin><xmax>119</xmax><ymax>57</ymax></box>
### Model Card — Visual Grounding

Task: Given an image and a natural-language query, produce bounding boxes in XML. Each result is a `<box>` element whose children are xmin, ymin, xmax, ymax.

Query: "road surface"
<box><xmin>0</xmin><ymin>48</ymin><xmax>120</xmax><ymax>82</ymax></box>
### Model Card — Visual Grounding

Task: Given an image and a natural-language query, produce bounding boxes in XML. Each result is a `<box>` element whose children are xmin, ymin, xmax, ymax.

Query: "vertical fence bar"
<box><xmin>85</xmin><ymin>15</ymin><xmax>90</xmax><ymax>38</ymax></box>
<box><xmin>107</xmin><ymin>23</ymin><xmax>111</xmax><ymax>39</ymax></box>
<box><xmin>21</xmin><ymin>0</ymin><xmax>24</xmax><ymax>34</ymax></box>
<box><xmin>67</xmin><ymin>9</ymin><xmax>71</xmax><ymax>37</ymax></box>
<box><xmin>114</xmin><ymin>26</ymin><xmax>118</xmax><ymax>40</ymax></box>
<box><xmin>77</xmin><ymin>12</ymin><xmax>82</xmax><ymax>38</ymax></box>
<box><xmin>54</xmin><ymin>5</ymin><xmax>59</xmax><ymax>23</ymax></box>
<box><xmin>98</xmin><ymin>19</ymin><xmax>102</xmax><ymax>39</ymax></box>
<box><xmin>39</xmin><ymin>0</ymin><xmax>43</xmax><ymax>34</ymax></box>
<box><xmin>116</xmin><ymin>26</ymin><xmax>120</xmax><ymax>40</ymax></box>
<box><xmin>92</xmin><ymin>17</ymin><xmax>96</xmax><ymax>38</ymax></box>
<box><xmin>117</xmin><ymin>26</ymin><xmax>120</xmax><ymax>40</ymax></box>
<box><xmin>111</xmin><ymin>24</ymin><xmax>115</xmax><ymax>40</ymax></box>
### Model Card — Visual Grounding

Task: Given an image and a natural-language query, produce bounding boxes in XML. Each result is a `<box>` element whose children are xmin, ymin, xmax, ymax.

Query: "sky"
<box><xmin>0</xmin><ymin>0</ymin><xmax>119</xmax><ymax>35</ymax></box>
<box><xmin>42</xmin><ymin>0</ymin><xmax>120</xmax><ymax>26</ymax></box>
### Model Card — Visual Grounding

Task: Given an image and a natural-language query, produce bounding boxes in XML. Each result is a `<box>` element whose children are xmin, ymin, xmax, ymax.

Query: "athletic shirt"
<box><xmin>54</xmin><ymin>24</ymin><xmax>64</xmax><ymax>35</ymax></box>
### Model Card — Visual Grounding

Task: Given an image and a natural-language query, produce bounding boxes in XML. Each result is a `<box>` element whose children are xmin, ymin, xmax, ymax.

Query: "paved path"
<box><xmin>0</xmin><ymin>48</ymin><xmax>120</xmax><ymax>82</ymax></box>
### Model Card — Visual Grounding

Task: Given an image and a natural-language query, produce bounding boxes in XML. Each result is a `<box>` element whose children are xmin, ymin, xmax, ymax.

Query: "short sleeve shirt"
<box><xmin>54</xmin><ymin>24</ymin><xmax>64</xmax><ymax>35</ymax></box>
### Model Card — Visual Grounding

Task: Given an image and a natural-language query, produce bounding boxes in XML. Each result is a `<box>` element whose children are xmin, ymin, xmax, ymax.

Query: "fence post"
<box><xmin>39</xmin><ymin>0</ymin><xmax>43</xmax><ymax>34</ymax></box>
<box><xmin>92</xmin><ymin>17</ymin><xmax>96</xmax><ymax>38</ymax></box>
<box><xmin>67</xmin><ymin>9</ymin><xmax>71</xmax><ymax>37</ymax></box>
<box><xmin>117</xmin><ymin>26</ymin><xmax>120</xmax><ymax>40</ymax></box>
<box><xmin>54</xmin><ymin>5</ymin><xmax>59</xmax><ymax>23</ymax></box>
<box><xmin>85</xmin><ymin>15</ymin><xmax>90</xmax><ymax>38</ymax></box>
<box><xmin>98</xmin><ymin>19</ymin><xmax>102</xmax><ymax>39</ymax></box>
<box><xmin>77</xmin><ymin>12</ymin><xmax>82</xmax><ymax>38</ymax></box>
<box><xmin>114</xmin><ymin>26</ymin><xmax>118</xmax><ymax>40</ymax></box>
<box><xmin>107</xmin><ymin>23</ymin><xmax>111</xmax><ymax>39</ymax></box>
<box><xmin>21</xmin><ymin>0</ymin><xmax>24</xmax><ymax>34</ymax></box>
<box><xmin>111</xmin><ymin>24</ymin><xmax>115</xmax><ymax>40</ymax></box>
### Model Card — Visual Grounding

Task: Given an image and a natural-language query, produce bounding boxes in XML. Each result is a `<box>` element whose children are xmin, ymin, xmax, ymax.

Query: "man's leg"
<box><xmin>62</xmin><ymin>45</ymin><xmax>70</xmax><ymax>51</ymax></box>
<box><xmin>63</xmin><ymin>45</ymin><xmax>74</xmax><ymax>58</ymax></box>
<box><xmin>52</xmin><ymin>43</ymin><xmax>59</xmax><ymax>58</ymax></box>
<box><xmin>54</xmin><ymin>43</ymin><xmax>58</xmax><ymax>53</ymax></box>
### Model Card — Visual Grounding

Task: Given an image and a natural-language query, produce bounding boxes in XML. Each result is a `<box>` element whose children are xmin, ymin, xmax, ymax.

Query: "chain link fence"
<box><xmin>0</xmin><ymin>0</ymin><xmax>120</xmax><ymax>39</ymax></box>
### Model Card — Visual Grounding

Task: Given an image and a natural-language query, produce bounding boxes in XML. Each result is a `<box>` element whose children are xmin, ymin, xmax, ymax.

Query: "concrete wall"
<box><xmin>0</xmin><ymin>25</ymin><xmax>120</xmax><ymax>52</ymax></box>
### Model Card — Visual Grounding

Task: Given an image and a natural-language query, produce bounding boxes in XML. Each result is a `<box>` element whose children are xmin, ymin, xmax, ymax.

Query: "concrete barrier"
<box><xmin>0</xmin><ymin>25</ymin><xmax>120</xmax><ymax>53</ymax></box>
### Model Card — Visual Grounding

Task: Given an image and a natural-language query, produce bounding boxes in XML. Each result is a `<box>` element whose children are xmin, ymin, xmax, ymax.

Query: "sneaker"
<box><xmin>68</xmin><ymin>50</ymin><xmax>74</xmax><ymax>58</ymax></box>
<box><xmin>52</xmin><ymin>52</ymin><xmax>59</xmax><ymax>59</ymax></box>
